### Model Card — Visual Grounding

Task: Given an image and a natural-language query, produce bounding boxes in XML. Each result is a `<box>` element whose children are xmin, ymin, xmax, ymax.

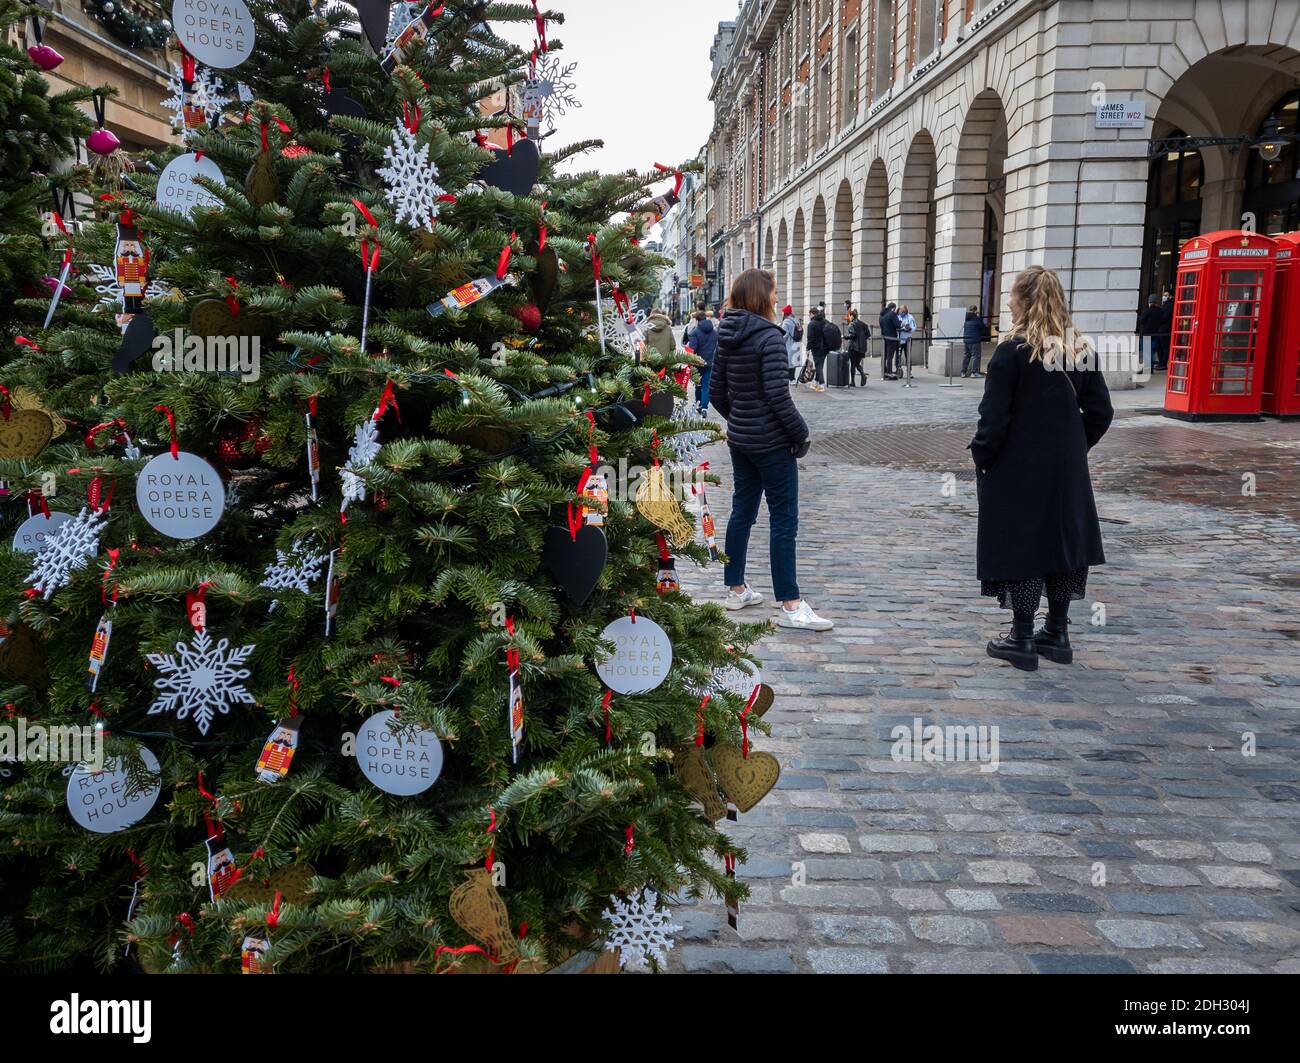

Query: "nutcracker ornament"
<box><xmin>114</xmin><ymin>222</ymin><xmax>149</xmax><ymax>314</ymax></box>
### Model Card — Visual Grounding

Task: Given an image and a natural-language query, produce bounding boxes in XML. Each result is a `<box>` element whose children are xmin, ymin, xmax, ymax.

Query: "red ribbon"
<box><xmin>586</xmin><ymin>234</ymin><xmax>601</xmax><ymax>282</ymax></box>
<box><xmin>496</xmin><ymin>232</ymin><xmax>516</xmax><ymax>280</ymax></box>
<box><xmin>225</xmin><ymin>276</ymin><xmax>240</xmax><ymax>316</ymax></box>
<box><xmin>179</xmin><ymin>42</ymin><xmax>196</xmax><ymax>84</ymax></box>
<box><xmin>567</xmin><ymin>466</ymin><xmax>592</xmax><ymax>540</ymax></box>
<box><xmin>0</xmin><ymin>385</ymin><xmax>9</xmax><ymax>422</ymax></box>
<box><xmin>741</xmin><ymin>685</ymin><xmax>760</xmax><ymax>758</ymax></box>
<box><xmin>602</xmin><ymin>688</ymin><xmax>612</xmax><ymax>746</ymax></box>
<box><xmin>623</xmin><ymin>824</ymin><xmax>635</xmax><ymax>856</ymax></box>
<box><xmin>537</xmin><ymin>201</ymin><xmax>548</xmax><ymax>253</ymax></box>
<box><xmin>485</xmin><ymin>805</ymin><xmax>497</xmax><ymax>871</ymax></box>
<box><xmin>402</xmin><ymin>101</ymin><xmax>421</xmax><ymax>133</ymax></box>
<box><xmin>655</xmin><ymin>532</ymin><xmax>670</xmax><ymax>561</ymax></box>
<box><xmin>584</xmin><ymin>409</ymin><xmax>598</xmax><ymax>466</ymax></box>
<box><xmin>374</xmin><ymin>380</ymin><xmax>401</xmax><ymax>424</ymax></box>
<box><xmin>85</xmin><ymin>418</ymin><xmax>128</xmax><ymax>449</ymax></box>
<box><xmin>14</xmin><ymin>336</ymin><xmax>41</xmax><ymax>352</ymax></box>
<box><xmin>26</xmin><ymin>490</ymin><xmax>51</xmax><ymax>519</ymax></box>
<box><xmin>267</xmin><ymin>891</ymin><xmax>282</xmax><ymax>929</ymax></box>
<box><xmin>696</xmin><ymin>694</ymin><xmax>709</xmax><ymax>747</ymax></box>
<box><xmin>504</xmin><ymin>616</ymin><xmax>519</xmax><ymax>673</ymax></box>
<box><xmin>654</xmin><ymin>162</ymin><xmax>684</xmax><ymax>198</ymax></box>
<box><xmin>101</xmin><ymin>547</ymin><xmax>120</xmax><ymax>606</ymax></box>
<box><xmin>153</xmin><ymin>404</ymin><xmax>179</xmax><ymax>459</ymax></box>
<box><xmin>127</xmin><ymin>849</ymin><xmax>147</xmax><ymax>880</ymax></box>
<box><xmin>322</xmin><ymin>66</ymin><xmax>331</xmax><ymax>92</ymax></box>
<box><xmin>531</xmin><ymin>0</ymin><xmax>546</xmax><ymax>50</ymax></box>
<box><xmin>186</xmin><ymin>582</ymin><xmax>211</xmax><ymax>632</ymax></box>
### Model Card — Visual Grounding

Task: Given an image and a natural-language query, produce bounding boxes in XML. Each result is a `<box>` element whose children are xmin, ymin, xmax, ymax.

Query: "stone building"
<box><xmin>706</xmin><ymin>0</ymin><xmax>1300</xmax><ymax>370</ymax></box>
<box><xmin>23</xmin><ymin>0</ymin><xmax>177</xmax><ymax>156</ymax></box>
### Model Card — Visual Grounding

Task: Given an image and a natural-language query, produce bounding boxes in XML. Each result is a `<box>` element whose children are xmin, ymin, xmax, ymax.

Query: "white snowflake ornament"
<box><xmin>146</xmin><ymin>629</ymin><xmax>256</xmax><ymax>736</ymax></box>
<box><xmin>522</xmin><ymin>53</ymin><xmax>581</xmax><ymax>134</ymax></box>
<box><xmin>602</xmin><ymin>887</ymin><xmax>682</xmax><ymax>973</ymax></box>
<box><xmin>601</xmin><ymin>301</ymin><xmax>649</xmax><ymax>356</ymax></box>
<box><xmin>376</xmin><ymin>119</ymin><xmax>446</xmax><ymax>232</ymax></box>
<box><xmin>161</xmin><ymin>65</ymin><xmax>232</xmax><ymax>140</ymax></box>
<box><xmin>25</xmin><ymin>507</ymin><xmax>105</xmax><ymax>600</ymax></box>
<box><xmin>340</xmin><ymin>418</ymin><xmax>381</xmax><ymax>513</ymax></box>
<box><xmin>261</xmin><ymin>541</ymin><xmax>326</xmax><ymax>610</ymax></box>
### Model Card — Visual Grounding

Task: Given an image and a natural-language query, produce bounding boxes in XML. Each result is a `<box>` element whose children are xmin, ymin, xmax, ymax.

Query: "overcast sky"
<box><xmin>497</xmin><ymin>0</ymin><xmax>741</xmax><ymax>176</ymax></box>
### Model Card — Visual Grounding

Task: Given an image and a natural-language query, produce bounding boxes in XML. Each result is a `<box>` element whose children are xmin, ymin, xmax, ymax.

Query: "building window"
<box><xmin>1141</xmin><ymin>132</ymin><xmax>1203</xmax><ymax>309</ymax></box>
<box><xmin>842</xmin><ymin>28</ymin><xmax>859</xmax><ymax>127</ymax></box>
<box><xmin>817</xmin><ymin>59</ymin><xmax>831</xmax><ymax>146</ymax></box>
<box><xmin>915</xmin><ymin>0</ymin><xmax>939</xmax><ymax>63</ymax></box>
<box><xmin>873</xmin><ymin>0</ymin><xmax>894</xmax><ymax>99</ymax></box>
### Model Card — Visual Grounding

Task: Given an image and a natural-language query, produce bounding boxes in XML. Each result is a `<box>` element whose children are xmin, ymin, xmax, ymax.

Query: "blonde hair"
<box><xmin>1010</xmin><ymin>266</ymin><xmax>1091</xmax><ymax>369</ymax></box>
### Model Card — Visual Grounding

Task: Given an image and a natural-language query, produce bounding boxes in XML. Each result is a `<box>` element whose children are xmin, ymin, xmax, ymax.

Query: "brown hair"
<box><xmin>726</xmin><ymin>268</ymin><xmax>777</xmax><ymax>320</ymax></box>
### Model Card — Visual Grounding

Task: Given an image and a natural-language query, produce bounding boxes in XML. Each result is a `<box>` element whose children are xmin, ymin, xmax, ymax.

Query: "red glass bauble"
<box><xmin>217</xmin><ymin>418</ymin><xmax>271</xmax><ymax>468</ymax></box>
<box><xmin>512</xmin><ymin>303</ymin><xmax>542</xmax><ymax>333</ymax></box>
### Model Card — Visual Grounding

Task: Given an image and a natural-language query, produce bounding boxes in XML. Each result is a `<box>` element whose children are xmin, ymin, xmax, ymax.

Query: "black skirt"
<box><xmin>982</xmin><ymin>567</ymin><xmax>1089</xmax><ymax>611</ymax></box>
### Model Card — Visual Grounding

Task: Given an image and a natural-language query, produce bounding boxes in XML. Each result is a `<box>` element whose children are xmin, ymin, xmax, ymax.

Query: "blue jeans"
<box><xmin>723</xmin><ymin>445</ymin><xmax>800</xmax><ymax>601</ymax></box>
<box><xmin>962</xmin><ymin>341</ymin><xmax>981</xmax><ymax>375</ymax></box>
<box><xmin>698</xmin><ymin>367</ymin><xmax>712</xmax><ymax>411</ymax></box>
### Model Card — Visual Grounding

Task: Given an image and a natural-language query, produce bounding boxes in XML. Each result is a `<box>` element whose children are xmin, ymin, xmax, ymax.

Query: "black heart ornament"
<box><xmin>479</xmin><ymin>138</ymin><xmax>540</xmax><ymax>197</ymax></box>
<box><xmin>646</xmin><ymin>391</ymin><xmax>675</xmax><ymax>418</ymax></box>
<box><xmin>531</xmin><ymin>244</ymin><xmax>559</xmax><ymax>313</ymax></box>
<box><xmin>542</xmin><ymin>524</ymin><xmax>607</xmax><ymax>606</ymax></box>
<box><xmin>113</xmin><ymin>313</ymin><xmax>157</xmax><ymax>374</ymax></box>
<box><xmin>323</xmin><ymin>90</ymin><xmax>367</xmax><ymax>150</ymax></box>
<box><xmin>598</xmin><ymin>401</ymin><xmax>644</xmax><ymax>434</ymax></box>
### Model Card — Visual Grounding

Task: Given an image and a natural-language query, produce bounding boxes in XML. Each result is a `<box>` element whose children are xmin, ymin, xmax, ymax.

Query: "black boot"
<box><xmin>1034</xmin><ymin>615</ymin><xmax>1073</xmax><ymax>664</ymax></box>
<box><xmin>987</xmin><ymin>615</ymin><xmax>1038</xmax><ymax>671</ymax></box>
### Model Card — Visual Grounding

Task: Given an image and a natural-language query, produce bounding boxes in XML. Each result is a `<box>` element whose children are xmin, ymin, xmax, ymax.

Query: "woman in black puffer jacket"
<box><xmin>711</xmin><ymin>269</ymin><xmax>832</xmax><ymax>631</ymax></box>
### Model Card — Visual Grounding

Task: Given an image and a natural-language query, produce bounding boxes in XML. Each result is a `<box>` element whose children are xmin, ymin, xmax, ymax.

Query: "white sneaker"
<box><xmin>725</xmin><ymin>586</ymin><xmax>764</xmax><ymax>611</ymax></box>
<box><xmin>776</xmin><ymin>600</ymin><xmax>834</xmax><ymax>630</ymax></box>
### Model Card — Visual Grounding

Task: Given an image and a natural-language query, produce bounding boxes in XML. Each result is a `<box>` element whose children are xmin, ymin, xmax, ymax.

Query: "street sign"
<box><xmin>1095</xmin><ymin>101</ymin><xmax>1146</xmax><ymax>128</ymax></box>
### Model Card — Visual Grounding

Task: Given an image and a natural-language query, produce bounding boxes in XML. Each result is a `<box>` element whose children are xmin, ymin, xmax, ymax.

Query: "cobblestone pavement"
<box><xmin>670</xmin><ymin>360</ymin><xmax>1300</xmax><ymax>974</ymax></box>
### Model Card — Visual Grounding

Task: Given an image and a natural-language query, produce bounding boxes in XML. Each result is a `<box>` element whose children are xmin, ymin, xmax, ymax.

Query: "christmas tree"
<box><xmin>0</xmin><ymin>0</ymin><xmax>93</xmax><ymax>341</ymax></box>
<box><xmin>0</xmin><ymin>0</ymin><xmax>774</xmax><ymax>973</ymax></box>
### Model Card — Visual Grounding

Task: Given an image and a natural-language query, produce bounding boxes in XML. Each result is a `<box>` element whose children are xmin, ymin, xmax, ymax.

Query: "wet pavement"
<box><xmin>670</xmin><ymin>361</ymin><xmax>1300</xmax><ymax>974</ymax></box>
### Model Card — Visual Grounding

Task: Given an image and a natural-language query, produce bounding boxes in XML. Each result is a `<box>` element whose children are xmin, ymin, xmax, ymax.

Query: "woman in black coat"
<box><xmin>970</xmin><ymin>266</ymin><xmax>1114</xmax><ymax>671</ymax></box>
<box><xmin>711</xmin><ymin>269</ymin><xmax>831</xmax><ymax>631</ymax></box>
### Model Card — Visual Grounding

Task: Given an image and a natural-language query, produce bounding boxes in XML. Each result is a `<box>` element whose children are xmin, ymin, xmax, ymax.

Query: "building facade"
<box><xmin>707</xmin><ymin>0</ymin><xmax>1300</xmax><ymax>371</ymax></box>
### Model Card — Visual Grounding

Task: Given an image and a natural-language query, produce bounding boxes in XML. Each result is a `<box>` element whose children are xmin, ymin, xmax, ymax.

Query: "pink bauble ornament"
<box><xmin>87</xmin><ymin>128</ymin><xmax>121</xmax><ymax>155</ymax></box>
<box><xmin>27</xmin><ymin>44</ymin><xmax>64</xmax><ymax>71</ymax></box>
<box><xmin>42</xmin><ymin>276</ymin><xmax>72</xmax><ymax>299</ymax></box>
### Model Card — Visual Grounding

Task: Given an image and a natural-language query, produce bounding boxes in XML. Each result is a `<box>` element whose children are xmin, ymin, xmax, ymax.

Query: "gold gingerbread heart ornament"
<box><xmin>674</xmin><ymin>744</ymin><xmax>727</xmax><ymax>821</ymax></box>
<box><xmin>710</xmin><ymin>744</ymin><xmax>781</xmax><ymax>813</ymax></box>
<box><xmin>0</xmin><ymin>408</ymin><xmax>55</xmax><ymax>459</ymax></box>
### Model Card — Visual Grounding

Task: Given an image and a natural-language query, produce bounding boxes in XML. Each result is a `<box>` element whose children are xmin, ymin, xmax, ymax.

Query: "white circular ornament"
<box><xmin>66</xmin><ymin>747</ymin><xmax>161</xmax><ymax>834</ymax></box>
<box><xmin>594</xmin><ymin>615</ymin><xmax>673</xmax><ymax>694</ymax></box>
<box><xmin>136</xmin><ymin>450</ymin><xmax>225</xmax><ymax>539</ymax></box>
<box><xmin>356</xmin><ymin>709</ymin><xmax>443</xmax><ymax>795</ymax></box>
<box><xmin>12</xmin><ymin>510</ymin><xmax>73</xmax><ymax>553</ymax></box>
<box><xmin>156</xmin><ymin>152</ymin><xmax>226</xmax><ymax>219</ymax></box>
<box><xmin>171</xmin><ymin>0</ymin><xmax>254</xmax><ymax>69</ymax></box>
<box><xmin>712</xmin><ymin>660</ymin><xmax>762</xmax><ymax>699</ymax></box>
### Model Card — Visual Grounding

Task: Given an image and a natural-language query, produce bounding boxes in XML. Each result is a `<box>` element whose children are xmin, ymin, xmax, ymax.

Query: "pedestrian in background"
<box><xmin>962</xmin><ymin>304</ymin><xmax>984</xmax><ymax>377</ymax></box>
<box><xmin>711</xmin><ymin>268</ymin><xmax>833</xmax><ymax>632</ymax></box>
<box><xmin>781</xmin><ymin>304</ymin><xmax>799</xmax><ymax>384</ymax></box>
<box><xmin>846</xmin><ymin>309</ymin><xmax>870</xmax><ymax>386</ymax></box>
<box><xmin>880</xmin><ymin>301</ymin><xmax>899</xmax><ymax>379</ymax></box>
<box><xmin>644</xmin><ymin>306</ymin><xmax>676</xmax><ymax>359</ymax></box>
<box><xmin>690</xmin><ymin>309</ymin><xmax>717</xmax><ymax>412</ymax></box>
<box><xmin>806</xmin><ymin>307</ymin><xmax>829</xmax><ymax>392</ymax></box>
<box><xmin>1137</xmin><ymin>294</ymin><xmax>1165</xmax><ymax>374</ymax></box>
<box><xmin>971</xmin><ymin>265</ymin><xmax>1114</xmax><ymax>671</ymax></box>
<box><xmin>896</xmin><ymin>304</ymin><xmax>916</xmax><ymax>376</ymax></box>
